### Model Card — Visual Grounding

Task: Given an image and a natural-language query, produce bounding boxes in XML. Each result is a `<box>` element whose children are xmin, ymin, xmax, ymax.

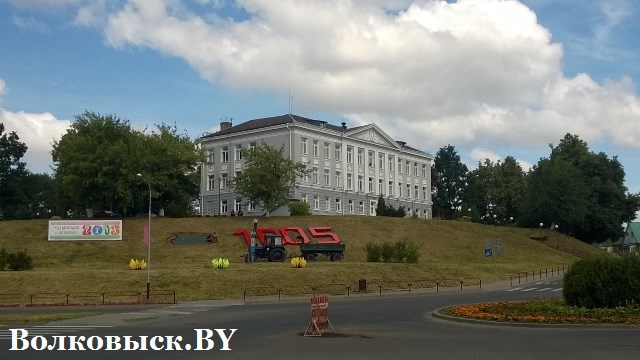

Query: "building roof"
<box><xmin>623</xmin><ymin>222</ymin><xmax>640</xmax><ymax>245</ymax></box>
<box><xmin>199</xmin><ymin>113</ymin><xmax>430</xmax><ymax>157</ymax></box>
<box><xmin>200</xmin><ymin>114</ymin><xmax>345</xmax><ymax>138</ymax></box>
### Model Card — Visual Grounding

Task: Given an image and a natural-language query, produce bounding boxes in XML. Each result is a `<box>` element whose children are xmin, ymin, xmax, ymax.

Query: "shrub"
<box><xmin>380</xmin><ymin>242</ymin><xmax>396</xmax><ymax>263</ymax></box>
<box><xmin>7</xmin><ymin>250</ymin><xmax>33</xmax><ymax>271</ymax></box>
<box><xmin>289</xmin><ymin>201</ymin><xmax>311</xmax><ymax>216</ymax></box>
<box><xmin>365</xmin><ymin>242</ymin><xmax>382</xmax><ymax>262</ymax></box>
<box><xmin>405</xmin><ymin>242</ymin><xmax>420</xmax><ymax>263</ymax></box>
<box><xmin>394</xmin><ymin>241</ymin><xmax>408</xmax><ymax>262</ymax></box>
<box><xmin>0</xmin><ymin>248</ymin><xmax>6</xmax><ymax>270</ymax></box>
<box><xmin>564</xmin><ymin>255</ymin><xmax>640</xmax><ymax>309</ymax></box>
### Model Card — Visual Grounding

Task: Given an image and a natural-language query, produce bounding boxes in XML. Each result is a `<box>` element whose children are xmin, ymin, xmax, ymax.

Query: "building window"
<box><xmin>234</xmin><ymin>199</ymin><xmax>242</xmax><ymax>213</ymax></box>
<box><xmin>248</xmin><ymin>201</ymin><xmax>256</xmax><ymax>212</ymax></box>
<box><xmin>335</xmin><ymin>144</ymin><xmax>341</xmax><ymax>161</ymax></box>
<box><xmin>359</xmin><ymin>201</ymin><xmax>365</xmax><ymax>214</ymax></box>
<box><xmin>422</xmin><ymin>186</ymin><xmax>427</xmax><ymax>200</ymax></box>
<box><xmin>221</xmin><ymin>146</ymin><xmax>229</xmax><ymax>163</ymax></box>
<box><xmin>221</xmin><ymin>174</ymin><xmax>228</xmax><ymax>189</ymax></box>
<box><xmin>368</xmin><ymin>177</ymin><xmax>374</xmax><ymax>193</ymax></box>
<box><xmin>378</xmin><ymin>179</ymin><xmax>384</xmax><ymax>195</ymax></box>
<box><xmin>379</xmin><ymin>153</ymin><xmax>385</xmax><ymax>169</ymax></box>
<box><xmin>301</xmin><ymin>137</ymin><xmax>308</xmax><ymax>155</ymax></box>
<box><xmin>221</xmin><ymin>200</ymin><xmax>228</xmax><ymax>214</ymax></box>
<box><xmin>388</xmin><ymin>181</ymin><xmax>393</xmax><ymax>196</ymax></box>
<box><xmin>235</xmin><ymin>171</ymin><xmax>241</xmax><ymax>180</ymax></box>
<box><xmin>347</xmin><ymin>173</ymin><xmax>353</xmax><ymax>190</ymax></box>
<box><xmin>414</xmin><ymin>185</ymin><xmax>419</xmax><ymax>199</ymax></box>
<box><xmin>313</xmin><ymin>196</ymin><xmax>320</xmax><ymax>210</ymax></box>
<box><xmin>398</xmin><ymin>182</ymin><xmax>403</xmax><ymax>197</ymax></box>
<box><xmin>325</xmin><ymin>197</ymin><xmax>331</xmax><ymax>212</ymax></box>
<box><xmin>346</xmin><ymin>146</ymin><xmax>353</xmax><ymax>163</ymax></box>
<box><xmin>336</xmin><ymin>198</ymin><xmax>342</xmax><ymax>213</ymax></box>
<box><xmin>250</xmin><ymin>141</ymin><xmax>256</xmax><ymax>151</ymax></box>
<box><xmin>313</xmin><ymin>140</ymin><xmax>319</xmax><ymax>157</ymax></box>
<box><xmin>207</xmin><ymin>175</ymin><xmax>215</xmax><ymax>191</ymax></box>
<box><xmin>207</xmin><ymin>150</ymin><xmax>215</xmax><ymax>164</ymax></box>
<box><xmin>312</xmin><ymin>168</ymin><xmax>319</xmax><ymax>184</ymax></box>
<box><xmin>368</xmin><ymin>150</ymin><xmax>375</xmax><ymax>167</ymax></box>
<box><xmin>235</xmin><ymin>144</ymin><xmax>243</xmax><ymax>161</ymax></box>
<box><xmin>348</xmin><ymin>200</ymin><xmax>354</xmax><ymax>213</ymax></box>
<box><xmin>301</xmin><ymin>194</ymin><xmax>308</xmax><ymax>203</ymax></box>
<box><xmin>324</xmin><ymin>169</ymin><xmax>330</xmax><ymax>186</ymax></box>
<box><xmin>398</xmin><ymin>158</ymin><xmax>402</xmax><ymax>173</ymax></box>
<box><xmin>388</xmin><ymin>155</ymin><xmax>394</xmax><ymax>171</ymax></box>
<box><xmin>357</xmin><ymin>148</ymin><xmax>364</xmax><ymax>165</ymax></box>
<box><xmin>358</xmin><ymin>175</ymin><xmax>364</xmax><ymax>192</ymax></box>
<box><xmin>324</xmin><ymin>142</ymin><xmax>330</xmax><ymax>159</ymax></box>
<box><xmin>407</xmin><ymin>184</ymin><xmax>411</xmax><ymax>198</ymax></box>
<box><xmin>414</xmin><ymin>162</ymin><xmax>418</xmax><ymax>176</ymax></box>
<box><xmin>422</xmin><ymin>164</ymin><xmax>427</xmax><ymax>178</ymax></box>
<box><xmin>406</xmin><ymin>160</ymin><xmax>410</xmax><ymax>175</ymax></box>
<box><xmin>335</xmin><ymin>171</ymin><xmax>341</xmax><ymax>188</ymax></box>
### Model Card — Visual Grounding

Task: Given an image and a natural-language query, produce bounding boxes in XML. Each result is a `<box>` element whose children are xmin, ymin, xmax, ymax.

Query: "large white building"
<box><xmin>198</xmin><ymin>114</ymin><xmax>433</xmax><ymax>218</ymax></box>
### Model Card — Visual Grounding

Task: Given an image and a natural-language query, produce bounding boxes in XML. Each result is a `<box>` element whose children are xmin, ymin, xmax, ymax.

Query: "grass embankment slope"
<box><xmin>0</xmin><ymin>217</ymin><xmax>601</xmax><ymax>300</ymax></box>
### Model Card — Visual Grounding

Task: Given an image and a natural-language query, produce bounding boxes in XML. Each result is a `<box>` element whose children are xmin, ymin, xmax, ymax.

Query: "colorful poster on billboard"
<box><xmin>48</xmin><ymin>220</ymin><xmax>122</xmax><ymax>241</ymax></box>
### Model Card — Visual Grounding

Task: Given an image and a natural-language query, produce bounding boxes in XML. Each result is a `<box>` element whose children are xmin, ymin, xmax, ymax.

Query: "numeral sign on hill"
<box><xmin>232</xmin><ymin>227</ymin><xmax>342</xmax><ymax>246</ymax></box>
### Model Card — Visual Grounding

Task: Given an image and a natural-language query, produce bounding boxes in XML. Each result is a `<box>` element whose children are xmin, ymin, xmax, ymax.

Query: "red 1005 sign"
<box><xmin>233</xmin><ymin>227</ymin><xmax>342</xmax><ymax>246</ymax></box>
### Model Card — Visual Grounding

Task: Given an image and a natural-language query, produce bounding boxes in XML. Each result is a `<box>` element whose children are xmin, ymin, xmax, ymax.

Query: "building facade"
<box><xmin>198</xmin><ymin>114</ymin><xmax>433</xmax><ymax>218</ymax></box>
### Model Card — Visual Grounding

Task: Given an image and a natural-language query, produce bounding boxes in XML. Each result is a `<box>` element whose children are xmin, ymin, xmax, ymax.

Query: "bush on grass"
<box><xmin>563</xmin><ymin>255</ymin><xmax>640</xmax><ymax>309</ymax></box>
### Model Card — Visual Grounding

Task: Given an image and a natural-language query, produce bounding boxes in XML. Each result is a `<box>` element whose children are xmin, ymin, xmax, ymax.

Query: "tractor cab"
<box><xmin>251</xmin><ymin>234</ymin><xmax>286</xmax><ymax>262</ymax></box>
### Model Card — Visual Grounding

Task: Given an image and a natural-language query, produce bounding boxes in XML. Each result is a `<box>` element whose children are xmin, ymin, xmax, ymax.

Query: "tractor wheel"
<box><xmin>269</xmin><ymin>248</ymin><xmax>286</xmax><ymax>262</ymax></box>
<box><xmin>330</xmin><ymin>253</ymin><xmax>343</xmax><ymax>262</ymax></box>
<box><xmin>305</xmin><ymin>253</ymin><xmax>316</xmax><ymax>261</ymax></box>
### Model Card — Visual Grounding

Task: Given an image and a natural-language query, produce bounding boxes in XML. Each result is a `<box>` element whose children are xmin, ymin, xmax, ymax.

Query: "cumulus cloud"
<box><xmin>5</xmin><ymin>0</ymin><xmax>640</xmax><ymax>176</ymax></box>
<box><xmin>0</xmin><ymin>80</ymin><xmax>70</xmax><ymax>174</ymax></box>
<box><xmin>95</xmin><ymin>0</ymin><xmax>640</xmax><ymax>155</ymax></box>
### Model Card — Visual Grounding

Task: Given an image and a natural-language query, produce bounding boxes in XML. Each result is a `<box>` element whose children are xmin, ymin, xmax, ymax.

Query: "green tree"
<box><xmin>138</xmin><ymin>124</ymin><xmax>203</xmax><ymax>217</ymax></box>
<box><xmin>52</xmin><ymin>111</ymin><xmax>140</xmax><ymax>216</ymax></box>
<box><xmin>519</xmin><ymin>157</ymin><xmax>588</xmax><ymax>232</ymax></box>
<box><xmin>233</xmin><ymin>143</ymin><xmax>309</xmax><ymax>216</ymax></box>
<box><xmin>376</xmin><ymin>195</ymin><xmax>406</xmax><ymax>217</ymax></box>
<box><xmin>431</xmin><ymin>145</ymin><xmax>468</xmax><ymax>219</ymax></box>
<box><xmin>376</xmin><ymin>195</ymin><xmax>388</xmax><ymax>216</ymax></box>
<box><xmin>0</xmin><ymin>123</ymin><xmax>29</xmax><ymax>218</ymax></box>
<box><xmin>52</xmin><ymin>111</ymin><xmax>204</xmax><ymax>217</ymax></box>
<box><xmin>549</xmin><ymin>134</ymin><xmax>639</xmax><ymax>242</ymax></box>
<box><xmin>468</xmin><ymin>156</ymin><xmax>525</xmax><ymax>224</ymax></box>
<box><xmin>520</xmin><ymin>134</ymin><xmax>639</xmax><ymax>243</ymax></box>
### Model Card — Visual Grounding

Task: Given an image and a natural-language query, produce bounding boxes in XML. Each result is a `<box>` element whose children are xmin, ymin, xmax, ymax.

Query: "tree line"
<box><xmin>1</xmin><ymin>112</ymin><xmax>638</xmax><ymax>244</ymax></box>
<box><xmin>0</xmin><ymin>111</ymin><xmax>202</xmax><ymax>219</ymax></box>
<box><xmin>431</xmin><ymin>134</ymin><xmax>640</xmax><ymax>244</ymax></box>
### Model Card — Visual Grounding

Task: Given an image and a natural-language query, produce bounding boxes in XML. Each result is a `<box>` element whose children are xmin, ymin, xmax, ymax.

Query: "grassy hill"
<box><xmin>0</xmin><ymin>216</ymin><xmax>602</xmax><ymax>300</ymax></box>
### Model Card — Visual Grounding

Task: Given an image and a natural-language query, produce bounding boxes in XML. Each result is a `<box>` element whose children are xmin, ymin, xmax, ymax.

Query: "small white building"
<box><xmin>197</xmin><ymin>114</ymin><xmax>433</xmax><ymax>218</ymax></box>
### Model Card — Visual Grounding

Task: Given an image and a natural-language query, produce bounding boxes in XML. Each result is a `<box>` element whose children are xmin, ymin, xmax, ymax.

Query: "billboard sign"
<box><xmin>48</xmin><ymin>220</ymin><xmax>122</xmax><ymax>241</ymax></box>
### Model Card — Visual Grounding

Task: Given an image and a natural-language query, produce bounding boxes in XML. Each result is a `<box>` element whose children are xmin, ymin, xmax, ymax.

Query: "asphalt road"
<box><xmin>1</xmin><ymin>278</ymin><xmax>639</xmax><ymax>359</ymax></box>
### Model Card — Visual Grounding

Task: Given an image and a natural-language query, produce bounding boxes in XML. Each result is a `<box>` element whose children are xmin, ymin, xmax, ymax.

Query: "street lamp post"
<box><xmin>539</xmin><ymin>222</ymin><xmax>544</xmax><ymax>239</ymax></box>
<box><xmin>137</xmin><ymin>173</ymin><xmax>151</xmax><ymax>301</ymax></box>
<box><xmin>555</xmin><ymin>224</ymin><xmax>559</xmax><ymax>249</ymax></box>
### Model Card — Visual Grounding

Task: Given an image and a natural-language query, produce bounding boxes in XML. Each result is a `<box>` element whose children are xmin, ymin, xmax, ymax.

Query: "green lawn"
<box><xmin>0</xmin><ymin>216</ymin><xmax>601</xmax><ymax>301</ymax></box>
